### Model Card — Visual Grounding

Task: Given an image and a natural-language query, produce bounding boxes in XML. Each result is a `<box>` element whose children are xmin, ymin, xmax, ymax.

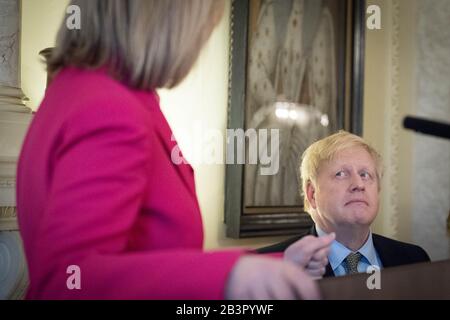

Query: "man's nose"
<box><xmin>350</xmin><ymin>174</ymin><xmax>365</xmax><ymax>192</ymax></box>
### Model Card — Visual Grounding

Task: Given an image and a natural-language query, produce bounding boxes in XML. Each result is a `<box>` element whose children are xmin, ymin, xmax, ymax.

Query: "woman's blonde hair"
<box><xmin>299</xmin><ymin>130</ymin><xmax>383</xmax><ymax>212</ymax></box>
<box><xmin>48</xmin><ymin>0</ymin><xmax>225</xmax><ymax>90</ymax></box>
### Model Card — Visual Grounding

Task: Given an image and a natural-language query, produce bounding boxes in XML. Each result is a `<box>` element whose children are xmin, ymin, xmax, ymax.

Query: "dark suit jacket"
<box><xmin>257</xmin><ymin>226</ymin><xmax>431</xmax><ymax>277</ymax></box>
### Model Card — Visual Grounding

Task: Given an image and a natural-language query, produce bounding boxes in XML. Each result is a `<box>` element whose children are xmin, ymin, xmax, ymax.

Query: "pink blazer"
<box><xmin>17</xmin><ymin>68</ymin><xmax>243</xmax><ymax>299</ymax></box>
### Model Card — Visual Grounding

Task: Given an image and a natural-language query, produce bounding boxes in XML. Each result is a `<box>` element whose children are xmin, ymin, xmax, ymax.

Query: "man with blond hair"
<box><xmin>259</xmin><ymin>131</ymin><xmax>430</xmax><ymax>277</ymax></box>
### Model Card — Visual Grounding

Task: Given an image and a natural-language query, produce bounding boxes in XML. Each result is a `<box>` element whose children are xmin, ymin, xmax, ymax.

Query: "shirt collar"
<box><xmin>315</xmin><ymin>225</ymin><xmax>379</xmax><ymax>271</ymax></box>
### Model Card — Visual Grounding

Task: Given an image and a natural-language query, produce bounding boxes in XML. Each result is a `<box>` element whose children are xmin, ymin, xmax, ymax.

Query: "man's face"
<box><xmin>307</xmin><ymin>146</ymin><xmax>379</xmax><ymax>230</ymax></box>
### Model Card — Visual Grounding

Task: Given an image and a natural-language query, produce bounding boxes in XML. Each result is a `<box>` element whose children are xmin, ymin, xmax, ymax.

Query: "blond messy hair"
<box><xmin>48</xmin><ymin>0</ymin><xmax>225</xmax><ymax>90</ymax></box>
<box><xmin>299</xmin><ymin>131</ymin><xmax>383</xmax><ymax>213</ymax></box>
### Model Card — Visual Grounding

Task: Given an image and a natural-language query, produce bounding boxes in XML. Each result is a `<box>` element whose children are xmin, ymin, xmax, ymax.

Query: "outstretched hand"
<box><xmin>225</xmin><ymin>255</ymin><xmax>320</xmax><ymax>300</ymax></box>
<box><xmin>284</xmin><ymin>233</ymin><xmax>335</xmax><ymax>279</ymax></box>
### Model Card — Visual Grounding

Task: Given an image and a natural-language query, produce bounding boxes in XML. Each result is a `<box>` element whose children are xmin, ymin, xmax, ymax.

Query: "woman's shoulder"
<box><xmin>30</xmin><ymin>67</ymin><xmax>159</xmax><ymax>150</ymax></box>
<box><xmin>55</xmin><ymin>68</ymin><xmax>152</xmax><ymax>103</ymax></box>
<box><xmin>43</xmin><ymin>67</ymin><xmax>156</xmax><ymax>124</ymax></box>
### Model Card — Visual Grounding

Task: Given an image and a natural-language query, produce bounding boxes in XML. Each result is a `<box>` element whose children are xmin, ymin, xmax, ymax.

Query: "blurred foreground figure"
<box><xmin>17</xmin><ymin>0</ymin><xmax>323</xmax><ymax>300</ymax></box>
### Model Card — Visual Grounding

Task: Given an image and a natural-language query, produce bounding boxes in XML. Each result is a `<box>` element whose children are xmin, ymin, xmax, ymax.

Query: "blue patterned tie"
<box><xmin>344</xmin><ymin>252</ymin><xmax>362</xmax><ymax>275</ymax></box>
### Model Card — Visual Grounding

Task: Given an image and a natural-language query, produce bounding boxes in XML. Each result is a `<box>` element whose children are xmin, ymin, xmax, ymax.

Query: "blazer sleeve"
<box><xmin>32</xmin><ymin>96</ymin><xmax>243</xmax><ymax>299</ymax></box>
<box><xmin>412</xmin><ymin>245</ymin><xmax>431</xmax><ymax>263</ymax></box>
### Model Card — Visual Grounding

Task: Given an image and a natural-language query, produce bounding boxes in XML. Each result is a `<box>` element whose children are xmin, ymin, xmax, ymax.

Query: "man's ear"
<box><xmin>306</xmin><ymin>181</ymin><xmax>317</xmax><ymax>209</ymax></box>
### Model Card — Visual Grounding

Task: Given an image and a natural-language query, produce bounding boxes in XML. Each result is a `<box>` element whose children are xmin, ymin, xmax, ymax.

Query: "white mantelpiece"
<box><xmin>0</xmin><ymin>109</ymin><xmax>32</xmax><ymax>300</ymax></box>
<box><xmin>0</xmin><ymin>110</ymin><xmax>33</xmax><ymax>230</ymax></box>
<box><xmin>0</xmin><ymin>0</ymin><xmax>33</xmax><ymax>299</ymax></box>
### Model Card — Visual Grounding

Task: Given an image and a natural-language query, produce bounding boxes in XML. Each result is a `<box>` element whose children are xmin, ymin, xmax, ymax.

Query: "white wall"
<box><xmin>364</xmin><ymin>0</ymin><xmax>417</xmax><ymax>241</ymax></box>
<box><xmin>21</xmin><ymin>0</ymin><xmax>69</xmax><ymax>110</ymax></box>
<box><xmin>364</xmin><ymin>0</ymin><xmax>450</xmax><ymax>261</ymax></box>
<box><xmin>412</xmin><ymin>0</ymin><xmax>450</xmax><ymax>260</ymax></box>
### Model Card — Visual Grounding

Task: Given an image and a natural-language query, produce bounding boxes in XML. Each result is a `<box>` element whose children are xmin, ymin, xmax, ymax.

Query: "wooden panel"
<box><xmin>319</xmin><ymin>260</ymin><xmax>450</xmax><ymax>299</ymax></box>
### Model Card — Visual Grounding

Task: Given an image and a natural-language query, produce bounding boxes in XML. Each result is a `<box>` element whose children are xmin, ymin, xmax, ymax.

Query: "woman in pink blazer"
<box><xmin>16</xmin><ymin>0</ymin><xmax>322</xmax><ymax>299</ymax></box>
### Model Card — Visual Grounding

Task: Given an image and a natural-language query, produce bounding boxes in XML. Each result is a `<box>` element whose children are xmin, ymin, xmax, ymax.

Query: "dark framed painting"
<box><xmin>225</xmin><ymin>0</ymin><xmax>366</xmax><ymax>238</ymax></box>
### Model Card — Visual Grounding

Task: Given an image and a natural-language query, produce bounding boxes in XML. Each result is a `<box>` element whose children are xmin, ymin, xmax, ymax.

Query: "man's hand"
<box><xmin>225</xmin><ymin>256</ymin><xmax>320</xmax><ymax>300</ymax></box>
<box><xmin>284</xmin><ymin>233</ymin><xmax>335</xmax><ymax>279</ymax></box>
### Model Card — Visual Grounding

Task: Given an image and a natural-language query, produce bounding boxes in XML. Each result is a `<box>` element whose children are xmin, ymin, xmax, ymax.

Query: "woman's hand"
<box><xmin>283</xmin><ymin>233</ymin><xmax>335</xmax><ymax>279</ymax></box>
<box><xmin>225</xmin><ymin>255</ymin><xmax>320</xmax><ymax>300</ymax></box>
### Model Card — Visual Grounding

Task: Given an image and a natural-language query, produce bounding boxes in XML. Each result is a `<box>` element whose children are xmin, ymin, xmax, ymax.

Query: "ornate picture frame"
<box><xmin>225</xmin><ymin>0</ymin><xmax>366</xmax><ymax>238</ymax></box>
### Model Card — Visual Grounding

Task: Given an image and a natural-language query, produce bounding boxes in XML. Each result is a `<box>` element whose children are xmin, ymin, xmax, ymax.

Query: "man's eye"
<box><xmin>360</xmin><ymin>171</ymin><xmax>371</xmax><ymax>179</ymax></box>
<box><xmin>336</xmin><ymin>171</ymin><xmax>346</xmax><ymax>177</ymax></box>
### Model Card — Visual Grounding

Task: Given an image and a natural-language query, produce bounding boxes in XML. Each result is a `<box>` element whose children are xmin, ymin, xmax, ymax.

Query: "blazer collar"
<box><xmin>137</xmin><ymin>91</ymin><xmax>198</xmax><ymax>199</ymax></box>
<box><xmin>372</xmin><ymin>234</ymin><xmax>396</xmax><ymax>268</ymax></box>
<box><xmin>312</xmin><ymin>225</ymin><xmax>395</xmax><ymax>277</ymax></box>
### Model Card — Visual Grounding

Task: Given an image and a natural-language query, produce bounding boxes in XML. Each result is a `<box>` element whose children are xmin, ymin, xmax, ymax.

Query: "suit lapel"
<box><xmin>156</xmin><ymin>126</ymin><xmax>197</xmax><ymax>197</ymax></box>
<box><xmin>324</xmin><ymin>263</ymin><xmax>335</xmax><ymax>278</ymax></box>
<box><xmin>321</xmin><ymin>232</ymin><xmax>395</xmax><ymax>276</ymax></box>
<box><xmin>135</xmin><ymin>90</ymin><xmax>198</xmax><ymax>199</ymax></box>
<box><xmin>153</xmin><ymin>107</ymin><xmax>198</xmax><ymax>199</ymax></box>
<box><xmin>372</xmin><ymin>234</ymin><xmax>396</xmax><ymax>268</ymax></box>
